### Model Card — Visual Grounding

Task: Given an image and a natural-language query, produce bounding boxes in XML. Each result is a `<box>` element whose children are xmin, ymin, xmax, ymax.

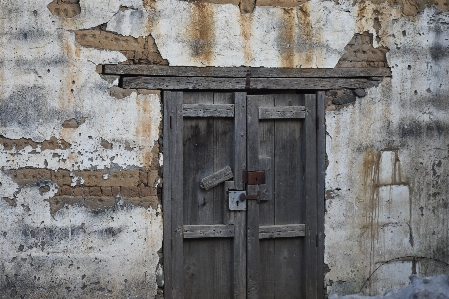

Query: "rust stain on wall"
<box><xmin>279</xmin><ymin>8</ymin><xmax>297</xmax><ymax>68</ymax></box>
<box><xmin>361</xmin><ymin>148</ymin><xmax>382</xmax><ymax>284</ymax></box>
<box><xmin>188</xmin><ymin>3</ymin><xmax>215</xmax><ymax>64</ymax></box>
<box><xmin>297</xmin><ymin>4</ymin><xmax>314</xmax><ymax>67</ymax></box>
<box><xmin>240</xmin><ymin>13</ymin><xmax>254</xmax><ymax>65</ymax></box>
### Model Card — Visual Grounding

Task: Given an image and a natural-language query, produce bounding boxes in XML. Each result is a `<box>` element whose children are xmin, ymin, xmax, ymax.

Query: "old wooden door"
<box><xmin>163</xmin><ymin>91</ymin><xmax>323</xmax><ymax>299</ymax></box>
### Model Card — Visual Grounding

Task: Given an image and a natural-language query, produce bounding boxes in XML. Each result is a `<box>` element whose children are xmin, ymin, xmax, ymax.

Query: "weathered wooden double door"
<box><xmin>163</xmin><ymin>91</ymin><xmax>321</xmax><ymax>298</ymax></box>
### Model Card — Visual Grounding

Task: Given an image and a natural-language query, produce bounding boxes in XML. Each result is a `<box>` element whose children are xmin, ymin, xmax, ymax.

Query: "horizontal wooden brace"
<box><xmin>259</xmin><ymin>224</ymin><xmax>305</xmax><ymax>239</ymax></box>
<box><xmin>183</xmin><ymin>104</ymin><xmax>234</xmax><ymax>117</ymax></box>
<box><xmin>183</xmin><ymin>224</ymin><xmax>235</xmax><ymax>238</ymax></box>
<box><xmin>123</xmin><ymin>76</ymin><xmax>375</xmax><ymax>90</ymax></box>
<box><xmin>104</xmin><ymin>65</ymin><xmax>391</xmax><ymax>78</ymax></box>
<box><xmin>259</xmin><ymin>106</ymin><xmax>305</xmax><ymax>119</ymax></box>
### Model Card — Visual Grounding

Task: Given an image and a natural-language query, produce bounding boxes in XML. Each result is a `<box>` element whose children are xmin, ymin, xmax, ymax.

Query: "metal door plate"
<box><xmin>229</xmin><ymin>191</ymin><xmax>246</xmax><ymax>211</ymax></box>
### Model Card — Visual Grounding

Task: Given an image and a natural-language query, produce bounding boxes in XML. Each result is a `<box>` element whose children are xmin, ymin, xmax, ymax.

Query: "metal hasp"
<box><xmin>240</xmin><ymin>191</ymin><xmax>261</xmax><ymax>204</ymax></box>
<box><xmin>229</xmin><ymin>191</ymin><xmax>247</xmax><ymax>211</ymax></box>
<box><xmin>242</xmin><ymin>170</ymin><xmax>266</xmax><ymax>185</ymax></box>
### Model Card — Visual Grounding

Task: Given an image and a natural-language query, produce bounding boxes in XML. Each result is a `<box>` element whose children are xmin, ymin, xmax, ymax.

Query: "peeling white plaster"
<box><xmin>325</xmin><ymin>7</ymin><xmax>449</xmax><ymax>296</ymax></box>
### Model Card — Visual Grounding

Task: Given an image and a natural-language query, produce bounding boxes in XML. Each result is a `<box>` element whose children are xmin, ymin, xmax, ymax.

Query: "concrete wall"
<box><xmin>1</xmin><ymin>0</ymin><xmax>448</xmax><ymax>297</ymax></box>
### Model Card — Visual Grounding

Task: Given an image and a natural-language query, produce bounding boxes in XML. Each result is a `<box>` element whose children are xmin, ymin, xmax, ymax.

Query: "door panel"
<box><xmin>163</xmin><ymin>91</ymin><xmax>320</xmax><ymax>299</ymax></box>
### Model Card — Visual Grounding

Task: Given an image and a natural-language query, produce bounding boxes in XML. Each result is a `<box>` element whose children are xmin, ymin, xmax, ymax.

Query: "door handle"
<box><xmin>240</xmin><ymin>191</ymin><xmax>261</xmax><ymax>204</ymax></box>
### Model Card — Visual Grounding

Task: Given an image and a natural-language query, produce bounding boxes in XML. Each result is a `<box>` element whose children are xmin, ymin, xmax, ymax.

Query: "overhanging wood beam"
<box><xmin>103</xmin><ymin>64</ymin><xmax>391</xmax><ymax>90</ymax></box>
<box><xmin>122</xmin><ymin>76</ymin><xmax>379</xmax><ymax>90</ymax></box>
<box><xmin>104</xmin><ymin>64</ymin><xmax>391</xmax><ymax>78</ymax></box>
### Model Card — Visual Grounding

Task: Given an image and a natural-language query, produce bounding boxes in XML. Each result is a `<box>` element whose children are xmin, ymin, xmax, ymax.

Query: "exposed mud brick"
<box><xmin>140</xmin><ymin>186</ymin><xmax>157</xmax><ymax>197</ymax></box>
<box><xmin>0</xmin><ymin>136</ymin><xmax>37</xmax><ymax>151</ymax></box>
<box><xmin>73</xmin><ymin>30</ymin><xmax>169</xmax><ymax>65</ymax></box>
<box><xmin>39</xmin><ymin>185</ymin><xmax>51</xmax><ymax>195</ymax></box>
<box><xmin>76</xmin><ymin>170</ymin><xmax>141</xmax><ymax>187</ymax></box>
<box><xmin>73</xmin><ymin>187</ymin><xmax>84</xmax><ymax>196</ymax></box>
<box><xmin>107</xmin><ymin>170</ymin><xmax>140</xmax><ymax>187</ymax></box>
<box><xmin>101</xmin><ymin>186</ymin><xmax>113</xmax><ymax>196</ymax></box>
<box><xmin>111</xmin><ymin>186</ymin><xmax>121</xmax><ymax>196</ymax></box>
<box><xmin>59</xmin><ymin>186</ymin><xmax>74</xmax><ymax>196</ymax></box>
<box><xmin>109</xmin><ymin>87</ymin><xmax>136</xmax><ymax>99</ymax></box>
<box><xmin>47</xmin><ymin>0</ymin><xmax>81</xmax><ymax>18</ymax></box>
<box><xmin>139</xmin><ymin>171</ymin><xmax>148</xmax><ymax>186</ymax></box>
<box><xmin>100</xmin><ymin>138</ymin><xmax>113</xmax><ymax>149</ymax></box>
<box><xmin>41</xmin><ymin>136</ymin><xmax>71</xmax><ymax>150</ymax></box>
<box><xmin>148</xmin><ymin>171</ymin><xmax>159</xmax><ymax>187</ymax></box>
<box><xmin>336</xmin><ymin>32</ymin><xmax>389</xmax><ymax>68</ymax></box>
<box><xmin>86</xmin><ymin>187</ymin><xmax>102</xmax><ymax>197</ymax></box>
<box><xmin>61</xmin><ymin>118</ymin><xmax>79</xmax><ymax>128</ymax></box>
<box><xmin>78</xmin><ymin>171</ymin><xmax>108</xmax><ymax>187</ymax></box>
<box><xmin>51</xmin><ymin>170</ymin><xmax>71</xmax><ymax>186</ymax></box>
<box><xmin>120</xmin><ymin>187</ymin><xmax>140</xmax><ymax>198</ymax></box>
<box><xmin>10</xmin><ymin>169</ymin><xmax>52</xmax><ymax>185</ymax></box>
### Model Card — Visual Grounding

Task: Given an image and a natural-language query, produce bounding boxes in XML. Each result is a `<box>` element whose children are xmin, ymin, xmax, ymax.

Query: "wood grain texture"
<box><xmin>123</xmin><ymin>76</ymin><xmax>374</xmax><ymax>90</ymax></box>
<box><xmin>259</xmin><ymin>224</ymin><xmax>306</xmax><ymax>239</ymax></box>
<box><xmin>183</xmin><ymin>104</ymin><xmax>234</xmax><ymax>118</ymax></box>
<box><xmin>200</xmin><ymin>166</ymin><xmax>233</xmax><ymax>190</ymax></box>
<box><xmin>316</xmin><ymin>91</ymin><xmax>326</xmax><ymax>298</ymax></box>
<box><xmin>163</xmin><ymin>91</ymin><xmax>184</xmax><ymax>299</ymax></box>
<box><xmin>304</xmin><ymin>94</ymin><xmax>318</xmax><ymax>299</ymax></box>
<box><xmin>273</xmin><ymin>94</ymin><xmax>304</xmax><ymax>298</ymax></box>
<box><xmin>105</xmin><ymin>64</ymin><xmax>392</xmax><ymax>77</ymax></box>
<box><xmin>259</xmin><ymin>106</ymin><xmax>305</xmax><ymax>119</ymax></box>
<box><xmin>162</xmin><ymin>91</ymin><xmax>173</xmax><ymax>299</ymax></box>
<box><xmin>246</xmin><ymin>96</ymin><xmax>261</xmax><ymax>299</ymax></box>
<box><xmin>183</xmin><ymin>225</ymin><xmax>235</xmax><ymax>238</ymax></box>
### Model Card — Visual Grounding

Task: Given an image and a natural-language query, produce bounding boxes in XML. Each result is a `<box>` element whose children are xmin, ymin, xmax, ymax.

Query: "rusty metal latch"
<box><xmin>242</xmin><ymin>170</ymin><xmax>265</xmax><ymax>185</ymax></box>
<box><xmin>240</xmin><ymin>191</ymin><xmax>261</xmax><ymax>204</ymax></box>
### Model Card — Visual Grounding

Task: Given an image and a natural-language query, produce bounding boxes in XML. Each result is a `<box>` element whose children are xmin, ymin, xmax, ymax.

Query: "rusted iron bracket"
<box><xmin>242</xmin><ymin>170</ymin><xmax>265</xmax><ymax>185</ymax></box>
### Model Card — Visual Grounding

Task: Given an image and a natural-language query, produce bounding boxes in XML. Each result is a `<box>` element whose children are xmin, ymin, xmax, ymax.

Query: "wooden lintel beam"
<box><xmin>123</xmin><ymin>76</ymin><xmax>377</xmax><ymax>90</ymax></box>
<box><xmin>104</xmin><ymin>64</ymin><xmax>391</xmax><ymax>78</ymax></box>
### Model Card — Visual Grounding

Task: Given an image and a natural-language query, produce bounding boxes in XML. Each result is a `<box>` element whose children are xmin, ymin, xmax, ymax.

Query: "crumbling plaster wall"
<box><xmin>1</xmin><ymin>0</ymin><xmax>449</xmax><ymax>298</ymax></box>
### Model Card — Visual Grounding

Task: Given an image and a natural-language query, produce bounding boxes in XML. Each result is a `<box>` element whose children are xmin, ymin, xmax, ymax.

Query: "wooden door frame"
<box><xmin>162</xmin><ymin>90</ymin><xmax>325</xmax><ymax>298</ymax></box>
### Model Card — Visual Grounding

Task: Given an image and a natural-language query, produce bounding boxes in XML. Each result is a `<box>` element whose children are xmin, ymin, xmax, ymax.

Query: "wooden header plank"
<box><xmin>183</xmin><ymin>104</ymin><xmax>234</xmax><ymax>117</ymax></box>
<box><xmin>259</xmin><ymin>224</ymin><xmax>306</xmax><ymax>239</ymax></box>
<box><xmin>183</xmin><ymin>224</ymin><xmax>235</xmax><ymax>238</ymax></box>
<box><xmin>123</xmin><ymin>76</ymin><xmax>374</xmax><ymax>90</ymax></box>
<box><xmin>104</xmin><ymin>64</ymin><xmax>391</xmax><ymax>78</ymax></box>
<box><xmin>259</xmin><ymin>106</ymin><xmax>305</xmax><ymax>119</ymax></box>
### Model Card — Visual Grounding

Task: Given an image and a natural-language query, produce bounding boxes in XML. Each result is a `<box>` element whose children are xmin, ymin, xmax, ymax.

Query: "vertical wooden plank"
<box><xmin>233</xmin><ymin>92</ymin><xmax>247</xmax><ymax>299</ymax></box>
<box><xmin>163</xmin><ymin>91</ymin><xmax>173</xmax><ymax>299</ymax></box>
<box><xmin>316</xmin><ymin>91</ymin><xmax>326</xmax><ymax>299</ymax></box>
<box><xmin>183</xmin><ymin>92</ymin><xmax>215</xmax><ymax>299</ymax></box>
<box><xmin>163</xmin><ymin>91</ymin><xmax>184</xmax><ymax>299</ymax></box>
<box><xmin>256</xmin><ymin>95</ymin><xmax>276</xmax><ymax>299</ymax></box>
<box><xmin>213</xmin><ymin>92</ymin><xmax>234</xmax><ymax>299</ymax></box>
<box><xmin>246</xmin><ymin>96</ymin><xmax>260</xmax><ymax>299</ymax></box>
<box><xmin>234</xmin><ymin>92</ymin><xmax>247</xmax><ymax>191</ymax></box>
<box><xmin>304</xmin><ymin>93</ymin><xmax>318</xmax><ymax>299</ymax></box>
<box><xmin>273</xmin><ymin>94</ymin><xmax>304</xmax><ymax>298</ymax></box>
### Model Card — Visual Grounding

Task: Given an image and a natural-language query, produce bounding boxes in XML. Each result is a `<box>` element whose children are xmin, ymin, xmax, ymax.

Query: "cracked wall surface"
<box><xmin>1</xmin><ymin>0</ymin><xmax>449</xmax><ymax>297</ymax></box>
